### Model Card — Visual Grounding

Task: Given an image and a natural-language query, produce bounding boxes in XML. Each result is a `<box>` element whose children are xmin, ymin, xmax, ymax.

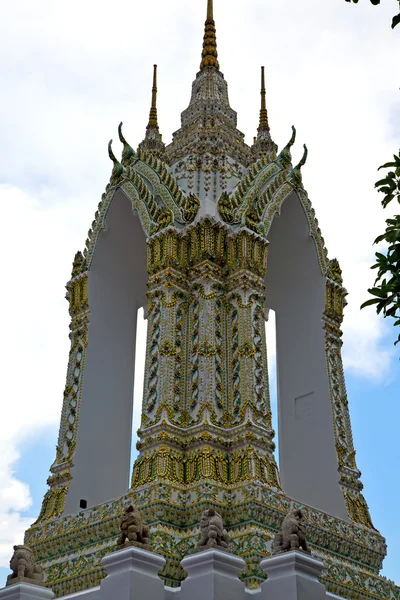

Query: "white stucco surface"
<box><xmin>260</xmin><ymin>551</ymin><xmax>326</xmax><ymax>600</ymax></box>
<box><xmin>181</xmin><ymin>550</ymin><xmax>246</xmax><ymax>600</ymax></box>
<box><xmin>100</xmin><ymin>547</ymin><xmax>166</xmax><ymax>600</ymax></box>
<box><xmin>0</xmin><ymin>584</ymin><xmax>54</xmax><ymax>600</ymax></box>
<box><xmin>266</xmin><ymin>192</ymin><xmax>348</xmax><ymax>520</ymax></box>
<box><xmin>64</xmin><ymin>191</ymin><xmax>148</xmax><ymax>514</ymax></box>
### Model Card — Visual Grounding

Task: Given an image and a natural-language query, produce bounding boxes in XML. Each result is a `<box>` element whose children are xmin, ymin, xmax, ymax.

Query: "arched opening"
<box><xmin>130</xmin><ymin>307</ymin><xmax>147</xmax><ymax>477</ymax></box>
<box><xmin>64</xmin><ymin>189</ymin><xmax>148</xmax><ymax>515</ymax></box>
<box><xmin>265</xmin><ymin>191</ymin><xmax>348</xmax><ymax>520</ymax></box>
<box><xmin>266</xmin><ymin>308</ymin><xmax>279</xmax><ymax>467</ymax></box>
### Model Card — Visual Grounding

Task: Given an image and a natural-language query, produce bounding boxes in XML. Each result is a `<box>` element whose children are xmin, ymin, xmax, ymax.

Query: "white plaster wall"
<box><xmin>64</xmin><ymin>190</ymin><xmax>148</xmax><ymax>515</ymax></box>
<box><xmin>266</xmin><ymin>192</ymin><xmax>348</xmax><ymax>520</ymax></box>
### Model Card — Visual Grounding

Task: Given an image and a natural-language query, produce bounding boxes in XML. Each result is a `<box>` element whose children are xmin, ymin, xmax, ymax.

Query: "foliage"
<box><xmin>344</xmin><ymin>0</ymin><xmax>400</xmax><ymax>29</ymax></box>
<box><xmin>361</xmin><ymin>153</ymin><xmax>400</xmax><ymax>345</ymax></box>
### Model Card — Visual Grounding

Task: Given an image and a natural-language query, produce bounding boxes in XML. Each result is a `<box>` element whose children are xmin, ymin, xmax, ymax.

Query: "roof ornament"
<box><xmin>251</xmin><ymin>66</ymin><xmax>278</xmax><ymax>161</ymax></box>
<box><xmin>296</xmin><ymin>144</ymin><xmax>308</xmax><ymax>170</ymax></box>
<box><xmin>200</xmin><ymin>0</ymin><xmax>220</xmax><ymax>70</ymax></box>
<box><xmin>118</xmin><ymin>122</ymin><xmax>135</xmax><ymax>164</ymax></box>
<box><xmin>259</xmin><ymin>66</ymin><xmax>269</xmax><ymax>132</ymax></box>
<box><xmin>292</xmin><ymin>144</ymin><xmax>308</xmax><ymax>185</ymax></box>
<box><xmin>278</xmin><ymin>125</ymin><xmax>296</xmax><ymax>167</ymax></box>
<box><xmin>148</xmin><ymin>64</ymin><xmax>159</xmax><ymax>128</ymax></box>
<box><xmin>138</xmin><ymin>64</ymin><xmax>166</xmax><ymax>159</ymax></box>
<box><xmin>327</xmin><ymin>258</ymin><xmax>344</xmax><ymax>286</ymax></box>
<box><xmin>108</xmin><ymin>140</ymin><xmax>124</xmax><ymax>184</ymax></box>
<box><xmin>71</xmin><ymin>251</ymin><xmax>86</xmax><ymax>278</ymax></box>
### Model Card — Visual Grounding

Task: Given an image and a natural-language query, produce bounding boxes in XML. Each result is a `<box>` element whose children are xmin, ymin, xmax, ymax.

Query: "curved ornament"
<box><xmin>218</xmin><ymin>127</ymin><xmax>299</xmax><ymax>227</ymax></box>
<box><xmin>291</xmin><ymin>144</ymin><xmax>308</xmax><ymax>186</ymax></box>
<box><xmin>277</xmin><ymin>125</ymin><xmax>296</xmax><ymax>167</ymax></box>
<box><xmin>118</xmin><ymin>122</ymin><xmax>135</xmax><ymax>164</ymax></box>
<box><xmin>134</xmin><ymin>148</ymin><xmax>200</xmax><ymax>224</ymax></box>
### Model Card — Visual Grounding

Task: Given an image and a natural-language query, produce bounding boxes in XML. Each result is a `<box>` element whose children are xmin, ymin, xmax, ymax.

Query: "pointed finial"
<box><xmin>108</xmin><ymin>140</ymin><xmax>123</xmax><ymax>182</ymax></box>
<box><xmin>251</xmin><ymin>66</ymin><xmax>278</xmax><ymax>161</ymax></box>
<box><xmin>277</xmin><ymin>126</ymin><xmax>296</xmax><ymax>167</ymax></box>
<box><xmin>148</xmin><ymin>65</ymin><xmax>159</xmax><ymax>128</ymax></box>
<box><xmin>139</xmin><ymin>65</ymin><xmax>166</xmax><ymax>159</ymax></box>
<box><xmin>118</xmin><ymin>122</ymin><xmax>135</xmax><ymax>163</ymax></box>
<box><xmin>296</xmin><ymin>144</ymin><xmax>308</xmax><ymax>170</ymax></box>
<box><xmin>71</xmin><ymin>251</ymin><xmax>85</xmax><ymax>278</ymax></box>
<box><xmin>291</xmin><ymin>144</ymin><xmax>308</xmax><ymax>185</ymax></box>
<box><xmin>200</xmin><ymin>0</ymin><xmax>220</xmax><ymax>71</ymax></box>
<box><xmin>259</xmin><ymin>66</ymin><xmax>269</xmax><ymax>131</ymax></box>
<box><xmin>288</xmin><ymin>125</ymin><xmax>296</xmax><ymax>147</ymax></box>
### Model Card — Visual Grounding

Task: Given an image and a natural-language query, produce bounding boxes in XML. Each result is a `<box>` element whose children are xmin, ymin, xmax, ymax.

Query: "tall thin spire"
<box><xmin>259</xmin><ymin>66</ymin><xmax>269</xmax><ymax>131</ymax></box>
<box><xmin>251</xmin><ymin>66</ymin><xmax>277</xmax><ymax>160</ymax></box>
<box><xmin>200</xmin><ymin>0</ymin><xmax>219</xmax><ymax>71</ymax></box>
<box><xmin>148</xmin><ymin>64</ymin><xmax>158</xmax><ymax>128</ymax></box>
<box><xmin>139</xmin><ymin>64</ymin><xmax>165</xmax><ymax>159</ymax></box>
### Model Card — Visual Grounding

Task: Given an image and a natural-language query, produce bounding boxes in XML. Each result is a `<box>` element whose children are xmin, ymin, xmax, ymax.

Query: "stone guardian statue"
<box><xmin>6</xmin><ymin>545</ymin><xmax>44</xmax><ymax>586</ymax></box>
<box><xmin>116</xmin><ymin>505</ymin><xmax>152</xmax><ymax>551</ymax></box>
<box><xmin>273</xmin><ymin>509</ymin><xmax>311</xmax><ymax>554</ymax></box>
<box><xmin>195</xmin><ymin>508</ymin><xmax>231</xmax><ymax>552</ymax></box>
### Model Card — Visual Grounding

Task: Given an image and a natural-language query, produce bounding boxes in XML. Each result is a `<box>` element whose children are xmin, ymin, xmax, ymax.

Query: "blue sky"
<box><xmin>0</xmin><ymin>0</ymin><xmax>399</xmax><ymax>589</ymax></box>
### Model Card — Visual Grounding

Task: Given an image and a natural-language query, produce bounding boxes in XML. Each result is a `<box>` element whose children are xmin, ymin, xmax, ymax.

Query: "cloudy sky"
<box><xmin>0</xmin><ymin>0</ymin><xmax>399</xmax><ymax>588</ymax></box>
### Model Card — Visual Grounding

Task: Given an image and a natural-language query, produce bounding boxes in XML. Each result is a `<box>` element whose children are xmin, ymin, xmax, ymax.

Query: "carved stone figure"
<box><xmin>196</xmin><ymin>508</ymin><xmax>231</xmax><ymax>552</ymax></box>
<box><xmin>116</xmin><ymin>505</ymin><xmax>152</xmax><ymax>551</ymax></box>
<box><xmin>273</xmin><ymin>509</ymin><xmax>311</xmax><ymax>555</ymax></box>
<box><xmin>6</xmin><ymin>545</ymin><xmax>44</xmax><ymax>586</ymax></box>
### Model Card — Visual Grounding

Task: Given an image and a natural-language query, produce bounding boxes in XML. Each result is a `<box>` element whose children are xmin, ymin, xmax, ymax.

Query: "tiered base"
<box><xmin>24</xmin><ymin>483</ymin><xmax>397</xmax><ymax>600</ymax></box>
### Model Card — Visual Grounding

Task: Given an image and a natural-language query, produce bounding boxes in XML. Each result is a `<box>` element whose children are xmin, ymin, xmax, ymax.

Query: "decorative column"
<box><xmin>35</xmin><ymin>252</ymin><xmax>89</xmax><ymax>522</ymax></box>
<box><xmin>324</xmin><ymin>259</ymin><xmax>374</xmax><ymax>528</ymax></box>
<box><xmin>226</xmin><ymin>229</ymin><xmax>280</xmax><ymax>489</ymax></box>
<box><xmin>187</xmin><ymin>218</ymin><xmax>227</xmax><ymax>426</ymax></box>
<box><xmin>131</xmin><ymin>227</ymin><xmax>188</xmax><ymax>493</ymax></box>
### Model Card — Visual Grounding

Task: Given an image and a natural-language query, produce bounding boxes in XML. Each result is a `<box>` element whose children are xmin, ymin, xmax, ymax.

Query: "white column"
<box><xmin>0</xmin><ymin>583</ymin><xmax>54</xmax><ymax>600</ymax></box>
<box><xmin>100</xmin><ymin>546</ymin><xmax>165</xmax><ymax>600</ymax></box>
<box><xmin>180</xmin><ymin>550</ymin><xmax>246</xmax><ymax>600</ymax></box>
<box><xmin>259</xmin><ymin>551</ymin><xmax>326</xmax><ymax>600</ymax></box>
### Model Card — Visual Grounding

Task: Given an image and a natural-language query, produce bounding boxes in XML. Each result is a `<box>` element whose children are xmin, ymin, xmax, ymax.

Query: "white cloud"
<box><xmin>0</xmin><ymin>0</ymin><xmax>398</xmax><ymax>576</ymax></box>
<box><xmin>0</xmin><ymin>446</ymin><xmax>32</xmax><ymax>568</ymax></box>
<box><xmin>0</xmin><ymin>184</ymin><xmax>94</xmax><ymax>567</ymax></box>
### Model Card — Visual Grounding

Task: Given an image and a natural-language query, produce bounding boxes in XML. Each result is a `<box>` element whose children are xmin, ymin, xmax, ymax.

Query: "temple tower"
<box><xmin>24</xmin><ymin>2</ymin><xmax>389</xmax><ymax>599</ymax></box>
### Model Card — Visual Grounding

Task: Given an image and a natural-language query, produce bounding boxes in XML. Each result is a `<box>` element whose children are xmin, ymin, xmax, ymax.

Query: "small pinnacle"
<box><xmin>259</xmin><ymin>66</ymin><xmax>269</xmax><ymax>131</ymax></box>
<box><xmin>140</xmin><ymin>64</ymin><xmax>165</xmax><ymax>159</ymax></box>
<box><xmin>148</xmin><ymin>64</ymin><xmax>158</xmax><ymax>128</ymax></box>
<box><xmin>200</xmin><ymin>0</ymin><xmax>220</xmax><ymax>71</ymax></box>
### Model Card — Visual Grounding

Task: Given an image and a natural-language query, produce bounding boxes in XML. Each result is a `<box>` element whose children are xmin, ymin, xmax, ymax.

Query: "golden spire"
<box><xmin>140</xmin><ymin>64</ymin><xmax>165</xmax><ymax>159</ymax></box>
<box><xmin>148</xmin><ymin>64</ymin><xmax>158</xmax><ymax>128</ymax></box>
<box><xmin>259</xmin><ymin>66</ymin><xmax>269</xmax><ymax>131</ymax></box>
<box><xmin>200</xmin><ymin>0</ymin><xmax>220</xmax><ymax>71</ymax></box>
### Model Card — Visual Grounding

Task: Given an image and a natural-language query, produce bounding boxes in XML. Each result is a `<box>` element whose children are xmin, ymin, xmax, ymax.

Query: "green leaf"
<box><xmin>378</xmin><ymin>162</ymin><xmax>397</xmax><ymax>169</ymax></box>
<box><xmin>392</xmin><ymin>13</ymin><xmax>400</xmax><ymax>28</ymax></box>
<box><xmin>370</xmin><ymin>287</ymin><xmax>387</xmax><ymax>298</ymax></box>
<box><xmin>375</xmin><ymin>178</ymin><xmax>390</xmax><ymax>187</ymax></box>
<box><xmin>360</xmin><ymin>298</ymin><xmax>380</xmax><ymax>309</ymax></box>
